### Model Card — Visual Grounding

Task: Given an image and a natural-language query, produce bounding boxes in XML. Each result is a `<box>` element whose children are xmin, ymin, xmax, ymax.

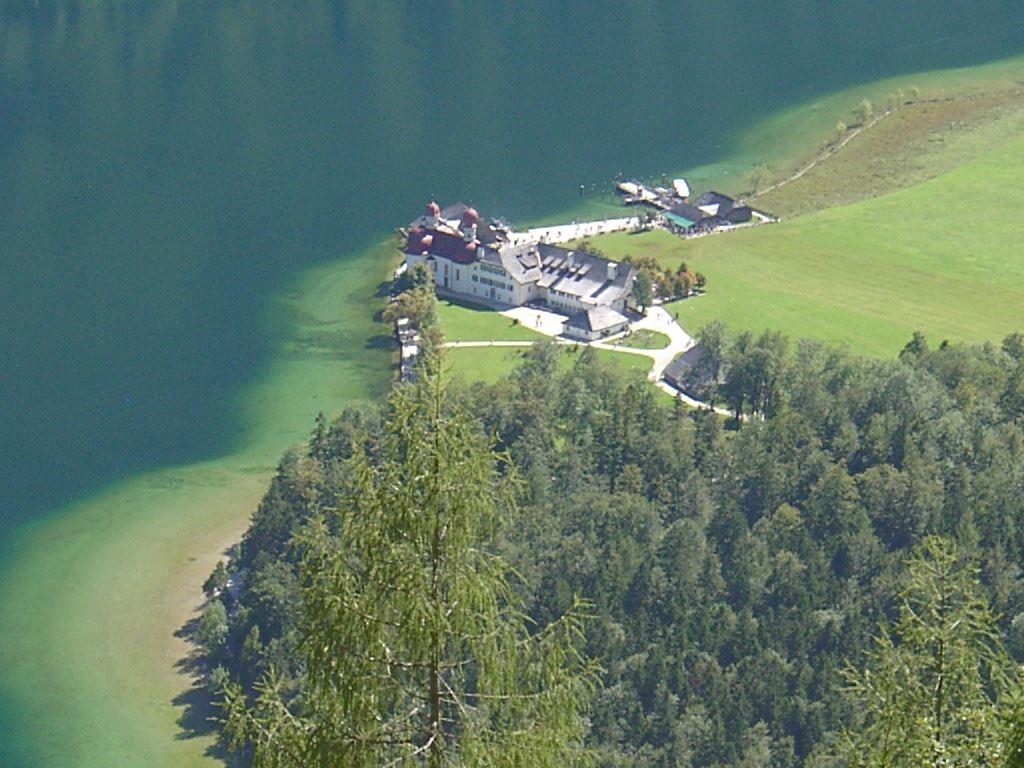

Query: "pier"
<box><xmin>507</xmin><ymin>216</ymin><xmax>640</xmax><ymax>246</ymax></box>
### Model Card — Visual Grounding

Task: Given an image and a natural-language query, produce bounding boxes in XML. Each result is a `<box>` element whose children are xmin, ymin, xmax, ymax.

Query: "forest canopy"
<box><xmin>199</xmin><ymin>330</ymin><xmax>1024</xmax><ymax>766</ymax></box>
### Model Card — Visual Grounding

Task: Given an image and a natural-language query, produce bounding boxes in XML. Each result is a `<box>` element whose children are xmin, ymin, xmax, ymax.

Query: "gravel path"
<box><xmin>443</xmin><ymin>305</ymin><xmax>732</xmax><ymax>416</ymax></box>
<box><xmin>593</xmin><ymin>307</ymin><xmax>734</xmax><ymax>416</ymax></box>
<box><xmin>443</xmin><ymin>340</ymin><xmax>546</xmax><ymax>348</ymax></box>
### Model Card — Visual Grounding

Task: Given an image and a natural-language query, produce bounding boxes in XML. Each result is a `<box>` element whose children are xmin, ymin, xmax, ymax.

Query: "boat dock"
<box><xmin>507</xmin><ymin>216</ymin><xmax>640</xmax><ymax>246</ymax></box>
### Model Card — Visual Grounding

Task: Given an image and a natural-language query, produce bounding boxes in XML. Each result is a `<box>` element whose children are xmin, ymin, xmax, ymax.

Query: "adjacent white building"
<box><xmin>403</xmin><ymin>202</ymin><xmax>636</xmax><ymax>339</ymax></box>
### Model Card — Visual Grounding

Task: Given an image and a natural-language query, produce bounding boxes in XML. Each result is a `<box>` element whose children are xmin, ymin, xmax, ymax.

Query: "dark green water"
<box><xmin>3</xmin><ymin>1</ymin><xmax>1024</xmax><ymax>519</ymax></box>
<box><xmin>1</xmin><ymin>1</ymin><xmax>1024</xmax><ymax>763</ymax></box>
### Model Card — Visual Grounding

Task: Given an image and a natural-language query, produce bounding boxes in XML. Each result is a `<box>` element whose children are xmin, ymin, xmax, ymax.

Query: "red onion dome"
<box><xmin>460</xmin><ymin>207</ymin><xmax>480</xmax><ymax>227</ymax></box>
<box><xmin>425</xmin><ymin>201</ymin><xmax>441</xmax><ymax>217</ymax></box>
<box><xmin>405</xmin><ymin>227</ymin><xmax>429</xmax><ymax>253</ymax></box>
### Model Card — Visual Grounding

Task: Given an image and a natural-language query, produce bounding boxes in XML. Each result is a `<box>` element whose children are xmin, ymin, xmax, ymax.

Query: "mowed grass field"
<box><xmin>676</xmin><ymin>54</ymin><xmax>1024</xmax><ymax>198</ymax></box>
<box><xmin>436</xmin><ymin>298</ymin><xmax>547</xmax><ymax>342</ymax></box>
<box><xmin>442</xmin><ymin>345</ymin><xmax>653</xmax><ymax>386</ymax></box>
<box><xmin>591</xmin><ymin>134</ymin><xmax>1024</xmax><ymax>358</ymax></box>
<box><xmin>613</xmin><ymin>329</ymin><xmax>672</xmax><ymax>350</ymax></box>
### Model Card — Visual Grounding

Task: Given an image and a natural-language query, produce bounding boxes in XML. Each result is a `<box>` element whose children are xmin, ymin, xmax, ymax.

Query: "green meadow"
<box><xmin>613</xmin><ymin>329</ymin><xmax>672</xmax><ymax>350</ymax></box>
<box><xmin>443</xmin><ymin>345</ymin><xmax>653</xmax><ymax>386</ymax></box>
<box><xmin>436</xmin><ymin>298</ymin><xmax>547</xmax><ymax>342</ymax></box>
<box><xmin>684</xmin><ymin>53</ymin><xmax>1024</xmax><ymax>197</ymax></box>
<box><xmin>588</xmin><ymin>132</ymin><xmax>1024</xmax><ymax>357</ymax></box>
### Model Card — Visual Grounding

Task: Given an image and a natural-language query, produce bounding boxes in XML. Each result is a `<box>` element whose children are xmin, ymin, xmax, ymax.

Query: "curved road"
<box><xmin>443</xmin><ymin>305</ymin><xmax>732</xmax><ymax>416</ymax></box>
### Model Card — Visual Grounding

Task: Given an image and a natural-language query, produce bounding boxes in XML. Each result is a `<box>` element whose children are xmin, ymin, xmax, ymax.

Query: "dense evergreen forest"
<box><xmin>198</xmin><ymin>328</ymin><xmax>1024</xmax><ymax>766</ymax></box>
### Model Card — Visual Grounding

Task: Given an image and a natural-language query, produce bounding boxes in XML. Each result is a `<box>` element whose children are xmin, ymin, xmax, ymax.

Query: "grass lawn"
<box><xmin>592</xmin><ymin>348</ymin><xmax>654</xmax><ymax>379</ymax></box>
<box><xmin>752</xmin><ymin>88</ymin><xmax>1024</xmax><ymax>219</ymax></box>
<box><xmin>443</xmin><ymin>347</ymin><xmax>528</xmax><ymax>385</ymax></box>
<box><xmin>679</xmin><ymin>53</ymin><xmax>1024</xmax><ymax>198</ymax></box>
<box><xmin>613</xmin><ymin>329</ymin><xmax>672</xmax><ymax>350</ymax></box>
<box><xmin>443</xmin><ymin>344</ymin><xmax>653</xmax><ymax>386</ymax></box>
<box><xmin>436</xmin><ymin>298</ymin><xmax>547</xmax><ymax>342</ymax></box>
<box><xmin>585</xmin><ymin>134</ymin><xmax>1024</xmax><ymax>358</ymax></box>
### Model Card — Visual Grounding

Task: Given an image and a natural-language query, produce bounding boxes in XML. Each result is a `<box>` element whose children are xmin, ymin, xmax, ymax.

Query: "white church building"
<box><xmin>403</xmin><ymin>202</ymin><xmax>637</xmax><ymax>340</ymax></box>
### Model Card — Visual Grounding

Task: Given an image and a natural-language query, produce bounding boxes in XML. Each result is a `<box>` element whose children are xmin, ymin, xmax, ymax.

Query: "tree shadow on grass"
<box><xmin>365</xmin><ymin>333</ymin><xmax>396</xmax><ymax>351</ymax></box>
<box><xmin>172</xmin><ymin>615</ymin><xmax>242</xmax><ymax>766</ymax></box>
<box><xmin>439</xmin><ymin>295</ymin><xmax>501</xmax><ymax>314</ymax></box>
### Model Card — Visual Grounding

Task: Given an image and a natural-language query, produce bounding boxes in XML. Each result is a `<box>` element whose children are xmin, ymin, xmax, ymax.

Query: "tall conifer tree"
<box><xmin>222</xmin><ymin>366</ymin><xmax>596</xmax><ymax>767</ymax></box>
<box><xmin>837</xmin><ymin>537</ymin><xmax>1016</xmax><ymax>768</ymax></box>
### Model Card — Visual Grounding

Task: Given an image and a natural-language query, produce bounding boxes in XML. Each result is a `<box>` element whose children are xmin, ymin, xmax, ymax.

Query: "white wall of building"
<box><xmin>408</xmin><ymin>250</ymin><xmax>628</xmax><ymax>314</ymax></box>
<box><xmin>430</xmin><ymin>257</ymin><xmax>537</xmax><ymax>306</ymax></box>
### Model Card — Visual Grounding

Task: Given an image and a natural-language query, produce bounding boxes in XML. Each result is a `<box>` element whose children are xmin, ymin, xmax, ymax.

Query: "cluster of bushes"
<box><xmin>575</xmin><ymin>239</ymin><xmax>705</xmax><ymax>307</ymax></box>
<box><xmin>626</xmin><ymin>255</ymin><xmax>705</xmax><ymax>309</ymax></box>
<box><xmin>382</xmin><ymin>262</ymin><xmax>437</xmax><ymax>331</ymax></box>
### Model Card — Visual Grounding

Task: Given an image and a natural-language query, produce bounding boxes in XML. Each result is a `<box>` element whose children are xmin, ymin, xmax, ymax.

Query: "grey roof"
<box><xmin>485</xmin><ymin>243</ymin><xmax>634</xmax><ymax>307</ymax></box>
<box><xmin>476</xmin><ymin>221</ymin><xmax>506</xmax><ymax>244</ymax></box>
<box><xmin>694</xmin><ymin>191</ymin><xmax>736</xmax><ymax>210</ymax></box>
<box><xmin>693</xmin><ymin>191</ymin><xmax>753</xmax><ymax>222</ymax></box>
<box><xmin>663</xmin><ymin>346</ymin><xmax>712</xmax><ymax>387</ymax></box>
<box><xmin>723</xmin><ymin>203</ymin><xmax>752</xmax><ymax>224</ymax></box>
<box><xmin>439</xmin><ymin>202</ymin><xmax>469</xmax><ymax>221</ymax></box>
<box><xmin>533</xmin><ymin>244</ymin><xmax>635</xmax><ymax>306</ymax></box>
<box><xmin>666</xmin><ymin>201</ymin><xmax>708</xmax><ymax>224</ymax></box>
<box><xmin>564</xmin><ymin>306</ymin><xmax>630</xmax><ymax>333</ymax></box>
<box><xmin>481</xmin><ymin>243</ymin><xmax>544</xmax><ymax>283</ymax></box>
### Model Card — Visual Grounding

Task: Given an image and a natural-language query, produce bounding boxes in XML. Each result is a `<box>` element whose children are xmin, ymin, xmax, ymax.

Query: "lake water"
<box><xmin>2</xmin><ymin>1</ymin><xmax>1024</xmax><ymax>764</ymax></box>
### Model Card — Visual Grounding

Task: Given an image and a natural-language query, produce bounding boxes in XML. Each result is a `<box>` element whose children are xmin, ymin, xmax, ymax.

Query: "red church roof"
<box><xmin>405</xmin><ymin>227</ymin><xmax>479</xmax><ymax>264</ymax></box>
<box><xmin>460</xmin><ymin>208</ymin><xmax>480</xmax><ymax>227</ymax></box>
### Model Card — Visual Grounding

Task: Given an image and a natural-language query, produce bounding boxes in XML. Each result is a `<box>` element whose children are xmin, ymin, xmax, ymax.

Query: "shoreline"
<box><xmin>3</xmin><ymin>52</ymin><xmax>1024</xmax><ymax>767</ymax></box>
<box><xmin>674</xmin><ymin>52</ymin><xmax>1024</xmax><ymax>199</ymax></box>
<box><xmin>0</xmin><ymin>246</ymin><xmax>395</xmax><ymax>767</ymax></box>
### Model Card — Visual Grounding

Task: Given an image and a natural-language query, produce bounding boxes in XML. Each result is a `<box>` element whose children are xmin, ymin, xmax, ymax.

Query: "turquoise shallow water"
<box><xmin>2</xmin><ymin>2</ymin><xmax>1024</xmax><ymax>764</ymax></box>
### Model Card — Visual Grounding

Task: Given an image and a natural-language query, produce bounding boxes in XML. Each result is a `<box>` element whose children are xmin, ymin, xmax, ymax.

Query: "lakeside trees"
<box><xmin>219</xmin><ymin>368</ymin><xmax>596</xmax><ymax>766</ymax></box>
<box><xmin>204</xmin><ymin>330</ymin><xmax>1024</xmax><ymax>767</ymax></box>
<box><xmin>855</xmin><ymin>99</ymin><xmax>874</xmax><ymax>125</ymax></box>
<box><xmin>383</xmin><ymin>282</ymin><xmax>437</xmax><ymax>331</ymax></box>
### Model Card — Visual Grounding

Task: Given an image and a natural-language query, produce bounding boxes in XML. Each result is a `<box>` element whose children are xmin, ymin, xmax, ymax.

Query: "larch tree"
<box><xmin>855</xmin><ymin>99</ymin><xmax>874</xmax><ymax>125</ymax></box>
<box><xmin>221</xmin><ymin>365</ymin><xmax>596</xmax><ymax>767</ymax></box>
<box><xmin>837</xmin><ymin>536</ymin><xmax>1017</xmax><ymax>768</ymax></box>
